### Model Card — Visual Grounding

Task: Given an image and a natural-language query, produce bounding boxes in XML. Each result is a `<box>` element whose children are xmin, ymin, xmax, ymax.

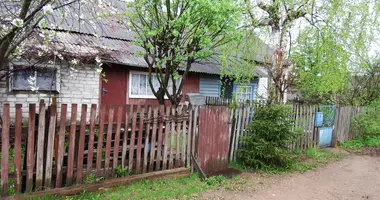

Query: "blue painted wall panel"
<box><xmin>199</xmin><ymin>75</ymin><xmax>220</xmax><ymax>97</ymax></box>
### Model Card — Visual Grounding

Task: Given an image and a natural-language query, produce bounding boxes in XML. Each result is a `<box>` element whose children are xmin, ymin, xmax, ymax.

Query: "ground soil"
<box><xmin>200</xmin><ymin>155</ymin><xmax>380</xmax><ymax>200</ymax></box>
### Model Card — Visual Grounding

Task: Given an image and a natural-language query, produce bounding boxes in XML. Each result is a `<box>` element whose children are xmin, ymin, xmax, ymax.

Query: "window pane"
<box><xmin>147</xmin><ymin>76</ymin><xmax>159</xmax><ymax>96</ymax></box>
<box><xmin>139</xmin><ymin>74</ymin><xmax>147</xmax><ymax>95</ymax></box>
<box><xmin>13</xmin><ymin>70</ymin><xmax>34</xmax><ymax>90</ymax></box>
<box><xmin>131</xmin><ymin>74</ymin><xmax>139</xmax><ymax>95</ymax></box>
<box><xmin>37</xmin><ymin>69</ymin><xmax>56</xmax><ymax>90</ymax></box>
<box><xmin>236</xmin><ymin>85</ymin><xmax>252</xmax><ymax>101</ymax></box>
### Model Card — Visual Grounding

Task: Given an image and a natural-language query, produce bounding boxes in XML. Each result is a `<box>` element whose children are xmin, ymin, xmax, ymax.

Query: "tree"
<box><xmin>243</xmin><ymin>0</ymin><xmax>309</xmax><ymax>103</ymax></box>
<box><xmin>125</xmin><ymin>0</ymin><xmax>242</xmax><ymax>105</ymax></box>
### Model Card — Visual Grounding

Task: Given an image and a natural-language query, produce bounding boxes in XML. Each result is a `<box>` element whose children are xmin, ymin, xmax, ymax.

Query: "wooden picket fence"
<box><xmin>0</xmin><ymin>103</ymin><xmax>198</xmax><ymax>197</ymax></box>
<box><xmin>333</xmin><ymin>106</ymin><xmax>365</xmax><ymax>145</ymax></box>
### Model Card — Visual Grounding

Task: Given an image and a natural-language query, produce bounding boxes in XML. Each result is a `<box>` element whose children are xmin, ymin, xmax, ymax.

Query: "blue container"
<box><xmin>315</xmin><ymin>112</ymin><xmax>323</xmax><ymax>127</ymax></box>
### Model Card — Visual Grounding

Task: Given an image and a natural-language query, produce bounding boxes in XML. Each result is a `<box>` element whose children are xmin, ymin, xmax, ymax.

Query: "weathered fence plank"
<box><xmin>1</xmin><ymin>104</ymin><xmax>10</xmax><ymax>196</ymax></box>
<box><xmin>162</xmin><ymin>106</ymin><xmax>171</xmax><ymax>170</ymax></box>
<box><xmin>76</xmin><ymin>105</ymin><xmax>87</xmax><ymax>183</ymax></box>
<box><xmin>128</xmin><ymin>105</ymin><xmax>138</xmax><ymax>171</ymax></box>
<box><xmin>96</xmin><ymin>106</ymin><xmax>106</xmax><ymax>177</ymax></box>
<box><xmin>56</xmin><ymin>104</ymin><xmax>67</xmax><ymax>188</ymax></box>
<box><xmin>87</xmin><ymin>104</ymin><xmax>97</xmax><ymax>175</ymax></box>
<box><xmin>112</xmin><ymin>106</ymin><xmax>123</xmax><ymax>177</ymax></box>
<box><xmin>26</xmin><ymin>104</ymin><xmax>36</xmax><ymax>191</ymax></box>
<box><xmin>156</xmin><ymin>105</ymin><xmax>165</xmax><ymax>171</ymax></box>
<box><xmin>45</xmin><ymin>105</ymin><xmax>57</xmax><ymax>188</ymax></box>
<box><xmin>14</xmin><ymin>104</ymin><xmax>22</xmax><ymax>194</ymax></box>
<box><xmin>66</xmin><ymin>104</ymin><xmax>78</xmax><ymax>185</ymax></box>
<box><xmin>122</xmin><ymin>105</ymin><xmax>132</xmax><ymax>169</ymax></box>
<box><xmin>105</xmin><ymin>106</ymin><xmax>114</xmax><ymax>178</ymax></box>
<box><xmin>35</xmin><ymin>102</ymin><xmax>46</xmax><ymax>189</ymax></box>
<box><xmin>143</xmin><ymin>107</ymin><xmax>152</xmax><ymax>173</ymax></box>
<box><xmin>149</xmin><ymin>106</ymin><xmax>158</xmax><ymax>172</ymax></box>
<box><xmin>136</xmin><ymin>106</ymin><xmax>145</xmax><ymax>173</ymax></box>
<box><xmin>169</xmin><ymin>107</ymin><xmax>175</xmax><ymax>169</ymax></box>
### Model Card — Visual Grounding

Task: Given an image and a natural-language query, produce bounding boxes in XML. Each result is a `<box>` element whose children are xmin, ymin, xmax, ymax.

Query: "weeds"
<box><xmin>340</xmin><ymin>136</ymin><xmax>380</xmax><ymax>152</ymax></box>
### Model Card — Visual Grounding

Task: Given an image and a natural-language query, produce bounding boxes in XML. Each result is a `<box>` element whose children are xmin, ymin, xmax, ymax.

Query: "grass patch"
<box><xmin>340</xmin><ymin>136</ymin><xmax>380</xmax><ymax>152</ymax></box>
<box><xmin>29</xmin><ymin>174</ymin><xmax>234</xmax><ymax>200</ymax></box>
<box><xmin>231</xmin><ymin>148</ymin><xmax>345</xmax><ymax>174</ymax></box>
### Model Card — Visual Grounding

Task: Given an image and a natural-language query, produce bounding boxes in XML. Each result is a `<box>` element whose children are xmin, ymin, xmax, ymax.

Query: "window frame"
<box><xmin>233</xmin><ymin>84</ymin><xmax>255</xmax><ymax>101</ymax></box>
<box><xmin>128</xmin><ymin>70</ymin><xmax>181</xmax><ymax>99</ymax></box>
<box><xmin>9</xmin><ymin>63</ymin><xmax>60</xmax><ymax>93</ymax></box>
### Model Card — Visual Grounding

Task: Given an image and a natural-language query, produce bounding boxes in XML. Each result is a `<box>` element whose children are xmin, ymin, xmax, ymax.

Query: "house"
<box><xmin>0</xmin><ymin>1</ymin><xmax>271</xmax><ymax>120</ymax></box>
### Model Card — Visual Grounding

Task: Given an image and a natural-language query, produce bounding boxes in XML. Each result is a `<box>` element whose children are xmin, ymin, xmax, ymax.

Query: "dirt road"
<box><xmin>201</xmin><ymin>155</ymin><xmax>380</xmax><ymax>200</ymax></box>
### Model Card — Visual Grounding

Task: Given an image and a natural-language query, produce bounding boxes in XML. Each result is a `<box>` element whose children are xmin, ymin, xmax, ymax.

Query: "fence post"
<box><xmin>1</xmin><ymin>104</ymin><xmax>10</xmax><ymax>196</ymax></box>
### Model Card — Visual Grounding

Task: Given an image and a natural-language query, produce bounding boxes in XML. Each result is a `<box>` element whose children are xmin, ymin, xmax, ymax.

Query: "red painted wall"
<box><xmin>125</xmin><ymin>68</ymin><xmax>199</xmax><ymax>105</ymax></box>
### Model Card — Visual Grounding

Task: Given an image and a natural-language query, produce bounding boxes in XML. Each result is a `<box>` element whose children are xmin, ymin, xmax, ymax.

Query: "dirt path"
<box><xmin>201</xmin><ymin>155</ymin><xmax>380</xmax><ymax>200</ymax></box>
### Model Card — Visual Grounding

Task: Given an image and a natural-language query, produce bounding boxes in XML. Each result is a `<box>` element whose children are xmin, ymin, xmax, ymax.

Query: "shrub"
<box><xmin>354</xmin><ymin>99</ymin><xmax>380</xmax><ymax>136</ymax></box>
<box><xmin>236</xmin><ymin>104</ymin><xmax>301</xmax><ymax>170</ymax></box>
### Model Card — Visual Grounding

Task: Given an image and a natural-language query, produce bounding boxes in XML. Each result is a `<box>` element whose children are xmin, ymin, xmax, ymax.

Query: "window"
<box><xmin>235</xmin><ymin>85</ymin><xmax>253</xmax><ymax>101</ymax></box>
<box><xmin>11</xmin><ymin>67</ymin><xmax>58</xmax><ymax>92</ymax></box>
<box><xmin>129</xmin><ymin>71</ymin><xmax>181</xmax><ymax>98</ymax></box>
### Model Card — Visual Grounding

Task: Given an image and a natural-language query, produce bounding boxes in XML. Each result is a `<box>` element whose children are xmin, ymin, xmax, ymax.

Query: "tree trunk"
<box><xmin>156</xmin><ymin>88</ymin><xmax>166</xmax><ymax>105</ymax></box>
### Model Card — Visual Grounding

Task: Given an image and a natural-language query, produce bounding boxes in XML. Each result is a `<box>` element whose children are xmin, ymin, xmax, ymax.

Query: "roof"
<box><xmin>8</xmin><ymin>1</ymin><xmax>270</xmax><ymax>77</ymax></box>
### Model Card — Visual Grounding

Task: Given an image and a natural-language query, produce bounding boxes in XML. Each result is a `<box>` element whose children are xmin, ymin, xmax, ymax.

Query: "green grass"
<box><xmin>230</xmin><ymin>148</ymin><xmax>345</xmax><ymax>174</ymax></box>
<box><xmin>340</xmin><ymin>136</ymin><xmax>380</xmax><ymax>152</ymax></box>
<box><xmin>29</xmin><ymin>174</ymin><xmax>233</xmax><ymax>200</ymax></box>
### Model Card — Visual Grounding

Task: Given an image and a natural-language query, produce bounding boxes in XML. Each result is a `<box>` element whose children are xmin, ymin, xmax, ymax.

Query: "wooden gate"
<box><xmin>197</xmin><ymin>106</ymin><xmax>231</xmax><ymax>174</ymax></box>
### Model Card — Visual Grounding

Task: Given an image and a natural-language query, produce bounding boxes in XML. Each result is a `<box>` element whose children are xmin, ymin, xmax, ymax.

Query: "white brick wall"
<box><xmin>0</xmin><ymin>65</ymin><xmax>100</xmax><ymax>122</ymax></box>
<box><xmin>257</xmin><ymin>77</ymin><xmax>268</xmax><ymax>100</ymax></box>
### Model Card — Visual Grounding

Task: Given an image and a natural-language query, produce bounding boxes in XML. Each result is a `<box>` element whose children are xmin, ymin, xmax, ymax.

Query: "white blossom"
<box><xmin>11</xmin><ymin>18</ymin><xmax>23</xmax><ymax>27</ymax></box>
<box><xmin>42</xmin><ymin>4</ymin><xmax>54</xmax><ymax>15</ymax></box>
<box><xmin>96</xmin><ymin>67</ymin><xmax>103</xmax><ymax>73</ymax></box>
<box><xmin>70</xmin><ymin>59</ymin><xmax>79</xmax><ymax>65</ymax></box>
<box><xmin>95</xmin><ymin>56</ymin><xmax>102</xmax><ymax>63</ymax></box>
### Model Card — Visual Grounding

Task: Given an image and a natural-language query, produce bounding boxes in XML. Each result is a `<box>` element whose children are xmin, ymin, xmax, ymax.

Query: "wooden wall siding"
<box><xmin>126</xmin><ymin>71</ymin><xmax>199</xmax><ymax>105</ymax></box>
<box><xmin>199</xmin><ymin>75</ymin><xmax>220</xmax><ymax>98</ymax></box>
<box><xmin>0</xmin><ymin>103</ymin><xmax>197</xmax><ymax>197</ymax></box>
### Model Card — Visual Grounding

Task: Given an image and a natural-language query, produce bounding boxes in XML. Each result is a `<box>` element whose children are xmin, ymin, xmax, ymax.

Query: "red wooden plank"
<box><xmin>105</xmin><ymin>106</ymin><xmax>114</xmax><ymax>178</ymax></box>
<box><xmin>112</xmin><ymin>106</ymin><xmax>123</xmax><ymax>177</ymax></box>
<box><xmin>35</xmin><ymin>102</ymin><xmax>46</xmax><ymax>189</ymax></box>
<box><xmin>162</xmin><ymin>106</ymin><xmax>171</xmax><ymax>170</ymax></box>
<box><xmin>66</xmin><ymin>104</ymin><xmax>78</xmax><ymax>185</ymax></box>
<box><xmin>76</xmin><ymin>105</ymin><xmax>87</xmax><ymax>183</ymax></box>
<box><xmin>1</xmin><ymin>104</ymin><xmax>10</xmax><ymax>196</ymax></box>
<box><xmin>56</xmin><ymin>104</ymin><xmax>67</xmax><ymax>188</ymax></box>
<box><xmin>122</xmin><ymin>105</ymin><xmax>132</xmax><ymax>168</ymax></box>
<box><xmin>155</xmin><ymin>105</ymin><xmax>165</xmax><ymax>171</ymax></box>
<box><xmin>87</xmin><ymin>104</ymin><xmax>97</xmax><ymax>175</ymax></box>
<box><xmin>169</xmin><ymin>107</ymin><xmax>175</xmax><ymax>169</ymax></box>
<box><xmin>148</xmin><ymin>106</ymin><xmax>158</xmax><ymax>172</ymax></box>
<box><xmin>14</xmin><ymin>104</ymin><xmax>22</xmax><ymax>194</ymax></box>
<box><xmin>128</xmin><ymin>105</ymin><xmax>138</xmax><ymax>172</ymax></box>
<box><xmin>96</xmin><ymin>106</ymin><xmax>106</xmax><ymax>177</ymax></box>
<box><xmin>45</xmin><ymin>104</ymin><xmax>57</xmax><ymax>188</ymax></box>
<box><xmin>143</xmin><ymin>106</ymin><xmax>152</xmax><ymax>173</ymax></box>
<box><xmin>136</xmin><ymin>106</ymin><xmax>145</xmax><ymax>173</ymax></box>
<box><xmin>26</xmin><ymin>104</ymin><xmax>36</xmax><ymax>192</ymax></box>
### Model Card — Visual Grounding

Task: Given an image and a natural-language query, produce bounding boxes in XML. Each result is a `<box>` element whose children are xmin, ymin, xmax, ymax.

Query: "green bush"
<box><xmin>237</xmin><ymin>104</ymin><xmax>301</xmax><ymax>170</ymax></box>
<box><xmin>354</xmin><ymin>100</ymin><xmax>380</xmax><ymax>136</ymax></box>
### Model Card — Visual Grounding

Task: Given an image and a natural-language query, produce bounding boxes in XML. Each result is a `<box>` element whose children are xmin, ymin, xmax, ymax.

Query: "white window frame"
<box><xmin>234</xmin><ymin>84</ymin><xmax>254</xmax><ymax>101</ymax></box>
<box><xmin>128</xmin><ymin>70</ymin><xmax>181</xmax><ymax>99</ymax></box>
<box><xmin>9</xmin><ymin>63</ymin><xmax>61</xmax><ymax>93</ymax></box>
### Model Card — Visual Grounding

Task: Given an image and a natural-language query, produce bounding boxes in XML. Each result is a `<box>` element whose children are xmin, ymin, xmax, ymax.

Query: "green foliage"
<box><xmin>237</xmin><ymin>104</ymin><xmax>302</xmax><ymax>170</ymax></box>
<box><xmin>340</xmin><ymin>136</ymin><xmax>380</xmax><ymax>152</ymax></box>
<box><xmin>125</xmin><ymin>0</ymin><xmax>243</xmax><ymax>104</ymax></box>
<box><xmin>33</xmin><ymin>174</ymin><xmax>235</xmax><ymax>200</ymax></box>
<box><xmin>354</xmin><ymin>100</ymin><xmax>380</xmax><ymax>136</ymax></box>
<box><xmin>115</xmin><ymin>165</ymin><xmax>130</xmax><ymax>178</ymax></box>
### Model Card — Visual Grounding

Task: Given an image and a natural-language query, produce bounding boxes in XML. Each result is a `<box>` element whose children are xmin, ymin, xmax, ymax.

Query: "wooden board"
<box><xmin>105</xmin><ymin>106</ymin><xmax>114</xmax><ymax>179</ymax></box>
<box><xmin>112</xmin><ymin>106</ymin><xmax>123</xmax><ymax>176</ymax></box>
<box><xmin>56</xmin><ymin>104</ymin><xmax>67</xmax><ymax>188</ymax></box>
<box><xmin>136</xmin><ymin>106</ymin><xmax>145</xmax><ymax>173</ymax></box>
<box><xmin>121</xmin><ymin>105</ymin><xmax>132</xmax><ymax>168</ymax></box>
<box><xmin>76</xmin><ymin>105</ymin><xmax>88</xmax><ymax>183</ymax></box>
<box><xmin>162</xmin><ymin>106</ymin><xmax>171</xmax><ymax>170</ymax></box>
<box><xmin>44</xmin><ymin>105</ymin><xmax>57</xmax><ymax>188</ymax></box>
<box><xmin>35</xmin><ymin>102</ymin><xmax>46</xmax><ymax>189</ymax></box>
<box><xmin>128</xmin><ymin>105</ymin><xmax>138</xmax><ymax>171</ymax></box>
<box><xmin>14</xmin><ymin>104</ymin><xmax>22</xmax><ymax>194</ymax></box>
<box><xmin>26</xmin><ymin>104</ymin><xmax>36</xmax><ymax>192</ymax></box>
<box><xmin>149</xmin><ymin>106</ymin><xmax>158</xmax><ymax>172</ymax></box>
<box><xmin>1</xmin><ymin>104</ymin><xmax>10</xmax><ymax>196</ymax></box>
<box><xmin>66</xmin><ymin>104</ymin><xmax>78</xmax><ymax>185</ymax></box>
<box><xmin>87</xmin><ymin>104</ymin><xmax>97</xmax><ymax>174</ymax></box>
<box><xmin>143</xmin><ymin>107</ymin><xmax>152</xmax><ymax>173</ymax></box>
<box><xmin>155</xmin><ymin>105</ymin><xmax>165</xmax><ymax>171</ymax></box>
<box><xmin>96</xmin><ymin>106</ymin><xmax>106</xmax><ymax>177</ymax></box>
